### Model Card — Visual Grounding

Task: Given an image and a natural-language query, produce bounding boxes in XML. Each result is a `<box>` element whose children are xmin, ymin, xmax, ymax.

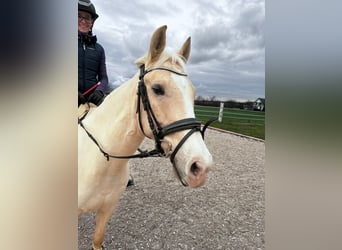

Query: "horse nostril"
<box><xmin>190</xmin><ymin>162</ymin><xmax>201</xmax><ymax>176</ymax></box>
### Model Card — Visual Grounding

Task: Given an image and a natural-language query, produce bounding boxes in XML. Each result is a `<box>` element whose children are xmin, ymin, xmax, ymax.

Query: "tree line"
<box><xmin>195</xmin><ymin>96</ymin><xmax>255</xmax><ymax>110</ymax></box>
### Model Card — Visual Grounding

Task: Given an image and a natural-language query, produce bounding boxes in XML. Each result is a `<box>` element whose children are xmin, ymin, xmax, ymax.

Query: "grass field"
<box><xmin>194</xmin><ymin>105</ymin><xmax>265</xmax><ymax>140</ymax></box>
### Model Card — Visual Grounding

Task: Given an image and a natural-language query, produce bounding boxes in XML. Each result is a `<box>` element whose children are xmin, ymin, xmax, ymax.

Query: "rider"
<box><xmin>78</xmin><ymin>0</ymin><xmax>134</xmax><ymax>187</ymax></box>
<box><xmin>78</xmin><ymin>0</ymin><xmax>108</xmax><ymax>106</ymax></box>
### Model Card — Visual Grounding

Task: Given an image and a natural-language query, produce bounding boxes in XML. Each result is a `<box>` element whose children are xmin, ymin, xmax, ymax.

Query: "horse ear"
<box><xmin>178</xmin><ymin>37</ymin><xmax>191</xmax><ymax>63</ymax></box>
<box><xmin>148</xmin><ymin>25</ymin><xmax>167</xmax><ymax>63</ymax></box>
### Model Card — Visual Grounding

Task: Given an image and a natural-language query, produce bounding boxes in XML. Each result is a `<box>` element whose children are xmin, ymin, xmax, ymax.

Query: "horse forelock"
<box><xmin>135</xmin><ymin>52</ymin><xmax>186</xmax><ymax>71</ymax></box>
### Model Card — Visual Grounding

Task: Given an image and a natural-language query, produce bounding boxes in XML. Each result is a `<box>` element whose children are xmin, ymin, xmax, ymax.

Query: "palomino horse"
<box><xmin>78</xmin><ymin>25</ymin><xmax>213</xmax><ymax>250</ymax></box>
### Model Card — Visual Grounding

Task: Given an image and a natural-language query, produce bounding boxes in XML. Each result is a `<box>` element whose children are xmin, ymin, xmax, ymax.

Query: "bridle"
<box><xmin>78</xmin><ymin>64</ymin><xmax>216</xmax><ymax>186</ymax></box>
<box><xmin>136</xmin><ymin>65</ymin><xmax>204</xmax><ymax>162</ymax></box>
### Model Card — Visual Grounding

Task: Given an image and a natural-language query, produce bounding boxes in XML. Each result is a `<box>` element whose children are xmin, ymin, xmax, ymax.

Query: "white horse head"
<box><xmin>134</xmin><ymin>25</ymin><xmax>213</xmax><ymax>187</ymax></box>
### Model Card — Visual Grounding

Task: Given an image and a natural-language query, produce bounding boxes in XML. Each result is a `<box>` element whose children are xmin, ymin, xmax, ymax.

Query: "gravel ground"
<box><xmin>78</xmin><ymin>128</ymin><xmax>265</xmax><ymax>250</ymax></box>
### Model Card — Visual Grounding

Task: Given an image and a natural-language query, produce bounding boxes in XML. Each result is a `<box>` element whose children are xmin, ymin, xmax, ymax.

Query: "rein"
<box><xmin>78</xmin><ymin>65</ymin><xmax>217</xmax><ymax>185</ymax></box>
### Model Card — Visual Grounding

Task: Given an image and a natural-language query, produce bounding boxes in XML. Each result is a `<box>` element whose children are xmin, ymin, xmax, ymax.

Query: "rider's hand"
<box><xmin>88</xmin><ymin>90</ymin><xmax>105</xmax><ymax>106</ymax></box>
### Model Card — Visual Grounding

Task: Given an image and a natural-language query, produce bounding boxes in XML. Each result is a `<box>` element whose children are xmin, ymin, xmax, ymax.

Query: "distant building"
<box><xmin>253</xmin><ymin>98</ymin><xmax>265</xmax><ymax>111</ymax></box>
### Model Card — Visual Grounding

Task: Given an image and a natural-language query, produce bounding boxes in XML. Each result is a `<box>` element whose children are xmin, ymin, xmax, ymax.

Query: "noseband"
<box><xmin>79</xmin><ymin>64</ymin><xmax>216</xmax><ymax>186</ymax></box>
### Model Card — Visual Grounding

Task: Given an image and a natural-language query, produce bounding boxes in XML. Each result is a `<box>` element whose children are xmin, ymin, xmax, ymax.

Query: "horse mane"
<box><xmin>134</xmin><ymin>51</ymin><xmax>187</xmax><ymax>71</ymax></box>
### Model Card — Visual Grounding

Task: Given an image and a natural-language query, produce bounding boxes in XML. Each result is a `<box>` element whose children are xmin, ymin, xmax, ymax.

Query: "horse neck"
<box><xmin>84</xmin><ymin>74</ymin><xmax>145</xmax><ymax>155</ymax></box>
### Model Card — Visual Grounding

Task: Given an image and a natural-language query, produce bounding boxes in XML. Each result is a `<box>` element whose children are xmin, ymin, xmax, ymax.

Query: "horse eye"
<box><xmin>152</xmin><ymin>84</ymin><xmax>165</xmax><ymax>96</ymax></box>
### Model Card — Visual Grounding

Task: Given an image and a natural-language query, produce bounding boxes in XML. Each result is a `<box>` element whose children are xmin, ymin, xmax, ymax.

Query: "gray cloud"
<box><xmin>91</xmin><ymin>0</ymin><xmax>264</xmax><ymax>101</ymax></box>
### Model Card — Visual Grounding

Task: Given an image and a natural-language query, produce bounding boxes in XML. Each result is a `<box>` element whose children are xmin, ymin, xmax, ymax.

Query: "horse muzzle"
<box><xmin>170</xmin><ymin>132</ymin><xmax>213</xmax><ymax>188</ymax></box>
<box><xmin>172</xmin><ymin>158</ymin><xmax>211</xmax><ymax>188</ymax></box>
<box><xmin>185</xmin><ymin>160</ymin><xmax>210</xmax><ymax>187</ymax></box>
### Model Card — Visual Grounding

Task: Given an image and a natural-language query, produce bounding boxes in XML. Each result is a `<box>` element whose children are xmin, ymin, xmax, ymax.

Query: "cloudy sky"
<box><xmin>90</xmin><ymin>0</ymin><xmax>264</xmax><ymax>101</ymax></box>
